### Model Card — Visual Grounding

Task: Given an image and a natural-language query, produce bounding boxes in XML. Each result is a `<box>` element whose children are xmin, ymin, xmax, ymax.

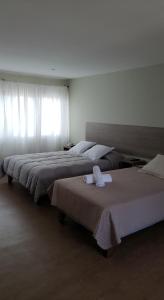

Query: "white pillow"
<box><xmin>141</xmin><ymin>154</ymin><xmax>164</xmax><ymax>179</ymax></box>
<box><xmin>68</xmin><ymin>141</ymin><xmax>96</xmax><ymax>155</ymax></box>
<box><xmin>82</xmin><ymin>144</ymin><xmax>114</xmax><ymax>161</ymax></box>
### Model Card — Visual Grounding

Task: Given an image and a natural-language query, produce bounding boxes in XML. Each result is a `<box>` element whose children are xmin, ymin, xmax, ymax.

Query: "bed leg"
<box><xmin>98</xmin><ymin>247</ymin><xmax>115</xmax><ymax>258</ymax></box>
<box><xmin>8</xmin><ymin>175</ymin><xmax>13</xmax><ymax>184</ymax></box>
<box><xmin>58</xmin><ymin>211</ymin><xmax>66</xmax><ymax>224</ymax></box>
<box><xmin>101</xmin><ymin>249</ymin><xmax>108</xmax><ymax>258</ymax></box>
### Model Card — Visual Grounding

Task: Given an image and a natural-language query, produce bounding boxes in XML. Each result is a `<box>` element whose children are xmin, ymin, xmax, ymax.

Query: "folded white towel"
<box><xmin>83</xmin><ymin>173</ymin><xmax>112</xmax><ymax>184</ymax></box>
<box><xmin>93</xmin><ymin>165</ymin><xmax>105</xmax><ymax>187</ymax></box>
<box><xmin>83</xmin><ymin>174</ymin><xmax>94</xmax><ymax>184</ymax></box>
<box><xmin>102</xmin><ymin>174</ymin><xmax>112</xmax><ymax>183</ymax></box>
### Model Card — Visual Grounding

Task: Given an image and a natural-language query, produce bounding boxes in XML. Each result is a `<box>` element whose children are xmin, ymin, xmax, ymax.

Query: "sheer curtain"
<box><xmin>0</xmin><ymin>80</ymin><xmax>69</xmax><ymax>157</ymax></box>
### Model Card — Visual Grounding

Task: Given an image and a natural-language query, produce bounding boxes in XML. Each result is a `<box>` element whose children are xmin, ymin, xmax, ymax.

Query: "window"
<box><xmin>0</xmin><ymin>81</ymin><xmax>69</xmax><ymax>157</ymax></box>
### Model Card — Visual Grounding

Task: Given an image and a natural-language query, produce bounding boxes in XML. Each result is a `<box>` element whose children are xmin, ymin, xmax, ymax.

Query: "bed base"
<box><xmin>8</xmin><ymin>175</ymin><xmax>13</xmax><ymax>184</ymax></box>
<box><xmin>57</xmin><ymin>210</ymin><xmax>114</xmax><ymax>258</ymax></box>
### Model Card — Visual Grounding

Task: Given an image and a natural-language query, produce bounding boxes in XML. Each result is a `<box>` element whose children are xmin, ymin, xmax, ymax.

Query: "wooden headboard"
<box><xmin>86</xmin><ymin>122</ymin><xmax>164</xmax><ymax>158</ymax></box>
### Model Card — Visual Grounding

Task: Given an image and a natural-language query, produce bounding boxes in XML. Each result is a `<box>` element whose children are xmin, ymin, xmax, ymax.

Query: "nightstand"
<box><xmin>63</xmin><ymin>144</ymin><xmax>75</xmax><ymax>151</ymax></box>
<box><xmin>119</xmin><ymin>158</ymin><xmax>147</xmax><ymax>169</ymax></box>
<box><xmin>0</xmin><ymin>159</ymin><xmax>4</xmax><ymax>178</ymax></box>
<box><xmin>119</xmin><ymin>160</ymin><xmax>132</xmax><ymax>169</ymax></box>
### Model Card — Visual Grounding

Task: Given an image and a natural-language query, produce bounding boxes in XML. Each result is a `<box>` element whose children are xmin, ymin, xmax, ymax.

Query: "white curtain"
<box><xmin>0</xmin><ymin>80</ymin><xmax>69</xmax><ymax>157</ymax></box>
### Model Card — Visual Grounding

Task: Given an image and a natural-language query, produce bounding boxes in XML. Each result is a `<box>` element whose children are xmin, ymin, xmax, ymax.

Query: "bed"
<box><xmin>50</xmin><ymin>123</ymin><xmax>164</xmax><ymax>255</ymax></box>
<box><xmin>1</xmin><ymin>122</ymin><xmax>164</xmax><ymax>204</ymax></box>
<box><xmin>2</xmin><ymin>150</ymin><xmax>120</xmax><ymax>203</ymax></box>
<box><xmin>51</xmin><ymin>167</ymin><xmax>164</xmax><ymax>254</ymax></box>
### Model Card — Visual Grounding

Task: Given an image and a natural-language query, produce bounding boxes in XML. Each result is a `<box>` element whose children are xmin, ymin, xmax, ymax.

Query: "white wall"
<box><xmin>69</xmin><ymin>64</ymin><xmax>164</xmax><ymax>143</ymax></box>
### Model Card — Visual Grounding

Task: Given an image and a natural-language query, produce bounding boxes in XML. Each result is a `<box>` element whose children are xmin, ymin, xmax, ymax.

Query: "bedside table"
<box><xmin>119</xmin><ymin>158</ymin><xmax>147</xmax><ymax>169</ymax></box>
<box><xmin>63</xmin><ymin>144</ymin><xmax>75</xmax><ymax>151</ymax></box>
<box><xmin>119</xmin><ymin>160</ymin><xmax>132</xmax><ymax>169</ymax></box>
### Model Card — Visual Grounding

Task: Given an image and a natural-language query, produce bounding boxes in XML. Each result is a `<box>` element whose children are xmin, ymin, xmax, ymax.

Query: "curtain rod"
<box><xmin>0</xmin><ymin>78</ymin><xmax>69</xmax><ymax>88</ymax></box>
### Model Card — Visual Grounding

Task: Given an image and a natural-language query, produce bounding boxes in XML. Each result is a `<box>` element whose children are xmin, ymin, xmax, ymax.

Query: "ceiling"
<box><xmin>0</xmin><ymin>0</ymin><xmax>164</xmax><ymax>79</ymax></box>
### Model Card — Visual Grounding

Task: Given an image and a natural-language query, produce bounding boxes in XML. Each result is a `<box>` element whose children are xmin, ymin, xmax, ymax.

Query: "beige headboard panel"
<box><xmin>86</xmin><ymin>122</ymin><xmax>164</xmax><ymax>158</ymax></box>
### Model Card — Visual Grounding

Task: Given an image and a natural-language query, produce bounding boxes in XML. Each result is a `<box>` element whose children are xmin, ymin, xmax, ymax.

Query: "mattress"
<box><xmin>2</xmin><ymin>151</ymin><xmax>117</xmax><ymax>202</ymax></box>
<box><xmin>51</xmin><ymin>167</ymin><xmax>164</xmax><ymax>250</ymax></box>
